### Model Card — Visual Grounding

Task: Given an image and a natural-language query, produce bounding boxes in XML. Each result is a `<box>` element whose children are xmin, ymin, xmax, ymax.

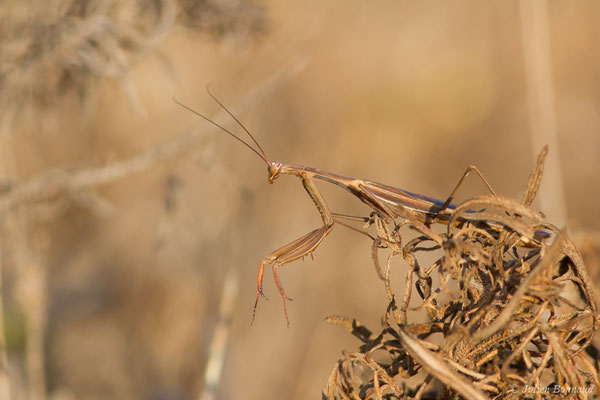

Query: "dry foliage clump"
<box><xmin>324</xmin><ymin>147</ymin><xmax>600</xmax><ymax>399</ymax></box>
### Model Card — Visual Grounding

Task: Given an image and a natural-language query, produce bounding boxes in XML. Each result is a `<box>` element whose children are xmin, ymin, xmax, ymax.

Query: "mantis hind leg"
<box><xmin>436</xmin><ymin>165</ymin><xmax>496</xmax><ymax>217</ymax></box>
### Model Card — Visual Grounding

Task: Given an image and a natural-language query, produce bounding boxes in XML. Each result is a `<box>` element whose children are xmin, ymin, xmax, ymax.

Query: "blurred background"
<box><xmin>0</xmin><ymin>1</ymin><xmax>599</xmax><ymax>399</ymax></box>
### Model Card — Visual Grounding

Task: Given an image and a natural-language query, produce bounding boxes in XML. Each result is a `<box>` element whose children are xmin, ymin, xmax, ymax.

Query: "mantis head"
<box><xmin>268</xmin><ymin>162</ymin><xmax>283</xmax><ymax>184</ymax></box>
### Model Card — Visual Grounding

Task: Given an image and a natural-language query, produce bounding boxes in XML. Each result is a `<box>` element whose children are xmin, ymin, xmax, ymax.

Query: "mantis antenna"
<box><xmin>172</xmin><ymin>88</ymin><xmax>270</xmax><ymax>166</ymax></box>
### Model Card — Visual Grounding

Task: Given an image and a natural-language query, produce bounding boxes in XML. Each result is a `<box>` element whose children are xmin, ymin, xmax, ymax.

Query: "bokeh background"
<box><xmin>0</xmin><ymin>1</ymin><xmax>599</xmax><ymax>399</ymax></box>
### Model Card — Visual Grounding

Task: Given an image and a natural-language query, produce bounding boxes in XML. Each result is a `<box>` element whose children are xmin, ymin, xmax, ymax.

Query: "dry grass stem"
<box><xmin>519</xmin><ymin>0</ymin><xmax>567</xmax><ymax>225</ymax></box>
<box><xmin>199</xmin><ymin>268</ymin><xmax>239</xmax><ymax>400</ymax></box>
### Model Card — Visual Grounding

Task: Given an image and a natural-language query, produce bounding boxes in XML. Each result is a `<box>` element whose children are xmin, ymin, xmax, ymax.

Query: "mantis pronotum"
<box><xmin>175</xmin><ymin>91</ymin><xmax>542</xmax><ymax>326</ymax></box>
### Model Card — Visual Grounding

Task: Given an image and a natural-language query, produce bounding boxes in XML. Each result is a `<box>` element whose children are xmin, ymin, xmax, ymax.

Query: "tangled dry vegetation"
<box><xmin>323</xmin><ymin>147</ymin><xmax>600</xmax><ymax>399</ymax></box>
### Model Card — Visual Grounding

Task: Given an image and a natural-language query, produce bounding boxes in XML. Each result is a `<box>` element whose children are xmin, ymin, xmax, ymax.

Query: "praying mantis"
<box><xmin>174</xmin><ymin>90</ymin><xmax>544</xmax><ymax>326</ymax></box>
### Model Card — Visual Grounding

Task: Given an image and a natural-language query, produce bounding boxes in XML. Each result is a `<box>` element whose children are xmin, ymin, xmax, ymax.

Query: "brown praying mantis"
<box><xmin>174</xmin><ymin>90</ymin><xmax>545</xmax><ymax>326</ymax></box>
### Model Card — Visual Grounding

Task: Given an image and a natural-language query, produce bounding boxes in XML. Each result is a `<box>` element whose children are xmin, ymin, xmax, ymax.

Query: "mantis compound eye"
<box><xmin>268</xmin><ymin>162</ymin><xmax>282</xmax><ymax>184</ymax></box>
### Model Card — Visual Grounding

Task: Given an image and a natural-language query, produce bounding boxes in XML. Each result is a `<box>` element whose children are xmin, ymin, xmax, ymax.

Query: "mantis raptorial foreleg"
<box><xmin>252</xmin><ymin>172</ymin><xmax>334</xmax><ymax>326</ymax></box>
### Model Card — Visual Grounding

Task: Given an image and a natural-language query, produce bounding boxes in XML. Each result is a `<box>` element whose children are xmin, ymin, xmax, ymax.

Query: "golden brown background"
<box><xmin>1</xmin><ymin>1</ymin><xmax>599</xmax><ymax>399</ymax></box>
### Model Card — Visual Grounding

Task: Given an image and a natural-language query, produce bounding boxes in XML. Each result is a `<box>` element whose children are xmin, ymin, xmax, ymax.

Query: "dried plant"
<box><xmin>324</xmin><ymin>147</ymin><xmax>600</xmax><ymax>399</ymax></box>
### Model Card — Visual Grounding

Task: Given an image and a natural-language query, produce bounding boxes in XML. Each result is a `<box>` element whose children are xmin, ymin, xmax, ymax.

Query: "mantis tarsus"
<box><xmin>174</xmin><ymin>91</ymin><xmax>540</xmax><ymax>326</ymax></box>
